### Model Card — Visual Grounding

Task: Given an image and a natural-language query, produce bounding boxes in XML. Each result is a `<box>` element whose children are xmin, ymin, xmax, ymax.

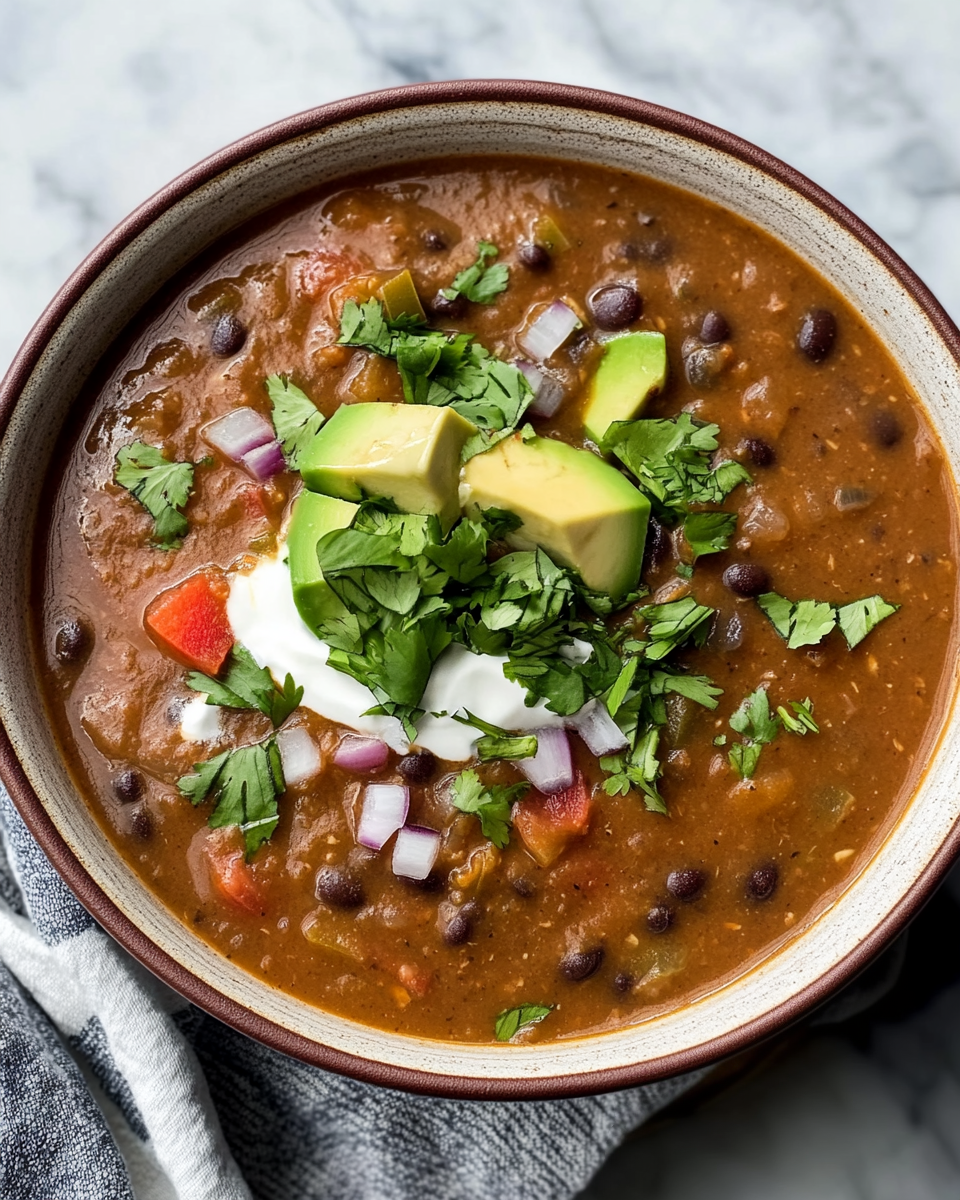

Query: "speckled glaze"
<box><xmin>2</xmin><ymin>81</ymin><xmax>959</xmax><ymax>1099</ymax></box>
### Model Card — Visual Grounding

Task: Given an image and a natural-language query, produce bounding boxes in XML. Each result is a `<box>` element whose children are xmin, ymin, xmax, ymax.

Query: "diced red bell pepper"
<box><xmin>203</xmin><ymin>827</ymin><xmax>264</xmax><ymax>914</ymax></box>
<box><xmin>144</xmin><ymin>569</ymin><xmax>233</xmax><ymax>675</ymax></box>
<box><xmin>513</xmin><ymin>773</ymin><xmax>592</xmax><ymax>868</ymax></box>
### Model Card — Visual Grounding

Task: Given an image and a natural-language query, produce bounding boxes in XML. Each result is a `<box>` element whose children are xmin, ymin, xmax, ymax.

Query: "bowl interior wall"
<box><xmin>2</xmin><ymin>98</ymin><xmax>959</xmax><ymax>1087</ymax></box>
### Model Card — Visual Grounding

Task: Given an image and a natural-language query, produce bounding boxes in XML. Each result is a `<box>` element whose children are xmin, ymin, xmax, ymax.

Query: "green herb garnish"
<box><xmin>451</xmin><ymin>711</ymin><xmax>538</xmax><ymax>762</ymax></box>
<box><xmin>186</xmin><ymin>644</ymin><xmax>303</xmax><ymax>728</ymax></box>
<box><xmin>777</xmin><ymin>698</ymin><xmax>819</xmax><ymax>736</ymax></box>
<box><xmin>757</xmin><ymin>591</ymin><xmax>898</xmax><ymax>650</ymax></box>
<box><xmin>114</xmin><ymin>441</ymin><xmax>196</xmax><ymax>550</ymax></box>
<box><xmin>494</xmin><ymin>1003</ymin><xmax>553</xmax><ymax>1042</ymax></box>
<box><xmin>727</xmin><ymin>687</ymin><xmax>820</xmax><ymax>779</ymax></box>
<box><xmin>338</xmin><ymin>298</ymin><xmax>533</xmax><ymax>460</ymax></box>
<box><xmin>266</xmin><ymin>374</ymin><xmax>325</xmax><ymax>470</ymax></box>
<box><xmin>441</xmin><ymin>240</ymin><xmax>510</xmax><ymax>306</ymax></box>
<box><xmin>178</xmin><ymin>739</ymin><xmax>284</xmax><ymax>856</ymax></box>
<box><xmin>450</xmin><ymin>769</ymin><xmax>530</xmax><ymax>848</ymax></box>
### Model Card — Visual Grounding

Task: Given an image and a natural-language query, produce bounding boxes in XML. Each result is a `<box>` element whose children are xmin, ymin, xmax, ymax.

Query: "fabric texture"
<box><xmin>0</xmin><ymin>782</ymin><xmax>701</xmax><ymax>1199</ymax></box>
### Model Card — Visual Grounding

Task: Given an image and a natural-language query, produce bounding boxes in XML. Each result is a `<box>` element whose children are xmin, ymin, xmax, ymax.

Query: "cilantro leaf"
<box><xmin>494</xmin><ymin>1003</ymin><xmax>553</xmax><ymax>1042</ymax></box>
<box><xmin>682</xmin><ymin>511</ymin><xmax>738</xmax><ymax>561</ymax></box>
<box><xmin>450</xmin><ymin>768</ymin><xmax>529</xmax><ymax>848</ymax></box>
<box><xmin>729</xmin><ymin>688</ymin><xmax>779</xmax><ymax>744</ymax></box>
<box><xmin>600</xmin><ymin>727</ymin><xmax>666</xmax><ymax>813</ymax></box>
<box><xmin>186</xmin><ymin>644</ymin><xmax>303</xmax><ymax>728</ymax></box>
<box><xmin>178</xmin><ymin>739</ymin><xmax>285</xmax><ymax>856</ymax></box>
<box><xmin>442</xmin><ymin>240</ymin><xmax>510</xmax><ymax>306</ymax></box>
<box><xmin>450</xmin><ymin>711</ymin><xmax>538</xmax><ymax>761</ymax></box>
<box><xmin>265</xmin><ymin>374</ymin><xmax>325</xmax><ymax>470</ymax></box>
<box><xmin>757</xmin><ymin>592</ymin><xmax>794</xmax><ymax>639</ymax></box>
<box><xmin>788</xmin><ymin>600</ymin><xmax>837</xmax><ymax>649</ymax></box>
<box><xmin>778</xmin><ymin>698</ymin><xmax>819</xmax><ymax>736</ymax></box>
<box><xmin>114</xmin><ymin>441</ymin><xmax>195</xmax><ymax>550</ymax></box>
<box><xmin>728</xmin><ymin>742</ymin><xmax>763</xmax><ymax>780</ymax></box>
<box><xmin>604</xmin><ymin>414</ymin><xmax>751</xmax><ymax>520</ymax></box>
<box><xmin>637</xmin><ymin>596</ymin><xmax>715</xmax><ymax>661</ymax></box>
<box><xmin>836</xmin><ymin>595</ymin><xmax>899</xmax><ymax>649</ymax></box>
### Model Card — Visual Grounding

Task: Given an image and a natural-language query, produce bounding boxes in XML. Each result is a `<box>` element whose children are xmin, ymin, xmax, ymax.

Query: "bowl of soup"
<box><xmin>1</xmin><ymin>81</ymin><xmax>959</xmax><ymax>1098</ymax></box>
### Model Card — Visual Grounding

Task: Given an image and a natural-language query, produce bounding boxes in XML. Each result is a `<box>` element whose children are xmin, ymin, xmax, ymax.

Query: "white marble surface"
<box><xmin>3</xmin><ymin>1</ymin><xmax>960</xmax><ymax>1196</ymax></box>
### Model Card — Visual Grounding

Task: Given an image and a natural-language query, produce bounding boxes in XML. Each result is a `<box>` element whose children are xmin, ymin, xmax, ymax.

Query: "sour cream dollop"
<box><xmin>226</xmin><ymin>553</ymin><xmax>571</xmax><ymax>760</ymax></box>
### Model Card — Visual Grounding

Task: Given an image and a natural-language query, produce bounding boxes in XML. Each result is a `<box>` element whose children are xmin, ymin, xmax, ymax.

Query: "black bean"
<box><xmin>646</xmin><ymin>905</ymin><xmax>675</xmax><ymax>934</ymax></box>
<box><xmin>113</xmin><ymin>769</ymin><xmax>143</xmax><ymax>805</ymax></box>
<box><xmin>723</xmin><ymin>563</ymin><xmax>770</xmax><ymax>598</ymax></box>
<box><xmin>54</xmin><ymin>619</ymin><xmax>90</xmax><ymax>665</ymax></box>
<box><xmin>641</xmin><ymin>519</ymin><xmax>671</xmax><ymax>575</ymax></box>
<box><xmin>442</xmin><ymin>902</ymin><xmax>479</xmax><ymax>946</ymax></box>
<box><xmin>700</xmin><ymin>310</ymin><xmax>731</xmax><ymax>344</ymax></box>
<box><xmin>129</xmin><ymin>806</ymin><xmax>152</xmax><ymax>841</ymax></box>
<box><xmin>684</xmin><ymin>344</ymin><xmax>730</xmax><ymax>389</ymax></box>
<box><xmin>422</xmin><ymin>229</ymin><xmax>446</xmax><ymax>252</ymax></box>
<box><xmin>588</xmin><ymin>284</ymin><xmax>642</xmax><ymax>331</ymax></box>
<box><xmin>746</xmin><ymin>863</ymin><xmax>779</xmax><ymax>901</ymax></box>
<box><xmin>512</xmin><ymin>876</ymin><xmax>536</xmax><ymax>898</ymax></box>
<box><xmin>740</xmin><ymin>437</ymin><xmax>777</xmax><ymax>468</ymax></box>
<box><xmin>666</xmin><ymin>868</ymin><xmax>706</xmax><ymax>903</ymax></box>
<box><xmin>559</xmin><ymin>946</ymin><xmax>605</xmax><ymax>982</ymax></box>
<box><xmin>210</xmin><ymin>312</ymin><xmax>247</xmax><ymax>357</ymax></box>
<box><xmin>518</xmin><ymin>242</ymin><xmax>551</xmax><ymax>271</ymax></box>
<box><xmin>613</xmin><ymin>972</ymin><xmax>634</xmax><ymax>994</ymax></box>
<box><xmin>797</xmin><ymin>309</ymin><xmax>837</xmax><ymax>364</ymax></box>
<box><xmin>868</xmin><ymin>408</ymin><xmax>903</xmax><ymax>448</ymax></box>
<box><xmin>431</xmin><ymin>291</ymin><xmax>466</xmax><ymax>321</ymax></box>
<box><xmin>403</xmin><ymin>870</ymin><xmax>443</xmax><ymax>893</ymax></box>
<box><xmin>397</xmin><ymin>750</ymin><xmax>436</xmax><ymax>784</ymax></box>
<box><xmin>315</xmin><ymin>866</ymin><xmax>364</xmax><ymax>909</ymax></box>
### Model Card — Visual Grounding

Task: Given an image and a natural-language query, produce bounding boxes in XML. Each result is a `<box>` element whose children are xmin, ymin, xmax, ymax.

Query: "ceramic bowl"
<box><xmin>2</xmin><ymin>81</ymin><xmax>959</xmax><ymax>1099</ymax></box>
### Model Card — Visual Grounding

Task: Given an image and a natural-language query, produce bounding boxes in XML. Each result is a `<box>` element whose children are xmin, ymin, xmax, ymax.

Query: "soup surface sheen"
<box><xmin>38</xmin><ymin>156</ymin><xmax>957</xmax><ymax>1044</ymax></box>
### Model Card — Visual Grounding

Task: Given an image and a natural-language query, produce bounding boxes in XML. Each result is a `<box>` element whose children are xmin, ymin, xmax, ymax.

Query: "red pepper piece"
<box><xmin>513</xmin><ymin>773</ymin><xmax>592</xmax><ymax>868</ymax></box>
<box><xmin>203</xmin><ymin>827</ymin><xmax>264</xmax><ymax>914</ymax></box>
<box><xmin>145</xmin><ymin>569</ymin><xmax>233</xmax><ymax>675</ymax></box>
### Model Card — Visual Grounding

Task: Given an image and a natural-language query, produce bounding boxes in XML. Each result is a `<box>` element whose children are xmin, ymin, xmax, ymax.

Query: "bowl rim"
<box><xmin>3</xmin><ymin>78</ymin><xmax>960</xmax><ymax>1099</ymax></box>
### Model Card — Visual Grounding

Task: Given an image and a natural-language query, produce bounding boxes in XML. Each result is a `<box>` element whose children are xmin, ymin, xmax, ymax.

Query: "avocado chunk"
<box><xmin>287</xmin><ymin>491</ymin><xmax>358</xmax><ymax>631</ymax></box>
<box><xmin>461</xmin><ymin>433</ymin><xmax>650</xmax><ymax>598</ymax></box>
<box><xmin>582</xmin><ymin>331</ymin><xmax>668</xmax><ymax>446</ymax></box>
<box><xmin>299</xmin><ymin>402</ymin><xmax>475</xmax><ymax>529</ymax></box>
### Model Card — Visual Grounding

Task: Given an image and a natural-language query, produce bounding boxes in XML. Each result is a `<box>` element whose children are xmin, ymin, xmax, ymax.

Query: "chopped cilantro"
<box><xmin>265</xmin><ymin>374</ymin><xmax>325</xmax><ymax>469</ymax></box>
<box><xmin>730</xmin><ymin>688</ymin><xmax>780</xmax><ymax>744</ymax></box>
<box><xmin>600</xmin><ymin>727</ymin><xmax>666</xmax><ymax>813</ymax></box>
<box><xmin>114</xmin><ymin>441</ymin><xmax>195</xmax><ymax>550</ymax></box>
<box><xmin>758</xmin><ymin>591</ymin><xmax>897</xmax><ymax>650</ymax></box>
<box><xmin>451</xmin><ymin>711</ymin><xmax>538</xmax><ymax>762</ymax></box>
<box><xmin>450</xmin><ymin>769</ymin><xmax>529</xmax><ymax>848</ymax></box>
<box><xmin>494</xmin><ymin>1003</ymin><xmax>553</xmax><ymax>1042</ymax></box>
<box><xmin>338</xmin><ymin>298</ymin><xmax>533</xmax><ymax>460</ymax></box>
<box><xmin>778</xmin><ymin>698</ymin><xmax>819</xmax><ymax>736</ymax></box>
<box><xmin>682</xmin><ymin>511</ymin><xmax>738</xmax><ymax>562</ymax></box>
<box><xmin>675</xmin><ymin>562</ymin><xmax>694</xmax><ymax>580</ymax></box>
<box><xmin>178</xmin><ymin>739</ymin><xmax>284</xmax><ymax>856</ymax></box>
<box><xmin>836</xmin><ymin>595</ymin><xmax>899</xmax><ymax>649</ymax></box>
<box><xmin>186</xmin><ymin>644</ymin><xmax>303</xmax><ymax>728</ymax></box>
<box><xmin>441</xmin><ymin>240</ymin><xmax>510</xmax><ymax>306</ymax></box>
<box><xmin>636</xmin><ymin>596</ymin><xmax>715</xmax><ymax>662</ymax></box>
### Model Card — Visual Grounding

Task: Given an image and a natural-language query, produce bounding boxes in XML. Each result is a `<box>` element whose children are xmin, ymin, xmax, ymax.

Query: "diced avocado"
<box><xmin>461</xmin><ymin>432</ymin><xmax>650</xmax><ymax>598</ymax></box>
<box><xmin>381</xmin><ymin>269</ymin><xmax>426</xmax><ymax>322</ymax></box>
<box><xmin>287</xmin><ymin>490</ymin><xmax>357</xmax><ymax>631</ymax></box>
<box><xmin>299</xmin><ymin>403</ymin><xmax>475</xmax><ymax>529</ymax></box>
<box><xmin>533</xmin><ymin>214</ymin><xmax>570</xmax><ymax>253</ymax></box>
<box><xmin>582</xmin><ymin>332</ymin><xmax>668</xmax><ymax>446</ymax></box>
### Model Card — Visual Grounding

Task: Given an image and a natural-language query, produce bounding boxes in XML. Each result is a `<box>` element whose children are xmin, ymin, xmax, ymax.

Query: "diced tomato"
<box><xmin>144</xmin><ymin>569</ymin><xmax>233</xmax><ymax>675</ymax></box>
<box><xmin>203</xmin><ymin>827</ymin><xmax>264</xmax><ymax>914</ymax></box>
<box><xmin>237</xmin><ymin>484</ymin><xmax>269</xmax><ymax>520</ymax></box>
<box><xmin>513</xmin><ymin>774</ymin><xmax>592</xmax><ymax>868</ymax></box>
<box><xmin>397</xmin><ymin>962</ymin><xmax>431</xmax><ymax>998</ymax></box>
<box><xmin>297</xmin><ymin>249</ymin><xmax>366</xmax><ymax>301</ymax></box>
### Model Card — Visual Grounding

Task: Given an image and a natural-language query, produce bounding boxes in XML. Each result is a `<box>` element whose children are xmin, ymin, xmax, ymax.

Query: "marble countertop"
<box><xmin>3</xmin><ymin>1</ymin><xmax>960</xmax><ymax>1196</ymax></box>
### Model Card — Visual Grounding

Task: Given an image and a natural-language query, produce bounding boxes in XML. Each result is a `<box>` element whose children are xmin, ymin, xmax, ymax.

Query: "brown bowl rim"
<box><xmin>2</xmin><ymin>79</ymin><xmax>960</xmax><ymax>1100</ymax></box>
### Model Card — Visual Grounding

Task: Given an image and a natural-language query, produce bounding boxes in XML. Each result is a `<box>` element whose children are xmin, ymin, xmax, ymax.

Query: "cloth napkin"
<box><xmin>0</xmin><ymin>783</ymin><xmax>701</xmax><ymax>1200</ymax></box>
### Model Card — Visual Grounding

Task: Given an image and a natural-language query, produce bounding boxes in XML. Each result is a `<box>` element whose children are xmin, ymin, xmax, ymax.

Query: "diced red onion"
<box><xmin>204</xmin><ymin>407</ymin><xmax>275</xmax><ymax>460</ymax></box>
<box><xmin>567</xmin><ymin>700</ymin><xmax>628</xmax><ymax>757</ymax></box>
<box><xmin>528</xmin><ymin>375</ymin><xmax>565</xmax><ymax>418</ymax></box>
<box><xmin>518</xmin><ymin>726</ymin><xmax>574</xmax><ymax>794</ymax></box>
<box><xmin>276</xmin><ymin>726</ymin><xmax>322</xmax><ymax>785</ymax></box>
<box><xmin>518</xmin><ymin>301</ymin><xmax>581</xmax><ymax>362</ymax></box>
<box><xmin>392</xmin><ymin>824</ymin><xmax>440</xmax><ymax>880</ymax></box>
<box><xmin>357</xmin><ymin>784</ymin><xmax>410</xmax><ymax>851</ymax></box>
<box><xmin>333</xmin><ymin>733</ymin><xmax>390</xmax><ymax>772</ymax></box>
<box><xmin>515</xmin><ymin>359</ymin><xmax>543</xmax><ymax>391</ymax></box>
<box><xmin>241</xmin><ymin>439</ymin><xmax>286</xmax><ymax>481</ymax></box>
